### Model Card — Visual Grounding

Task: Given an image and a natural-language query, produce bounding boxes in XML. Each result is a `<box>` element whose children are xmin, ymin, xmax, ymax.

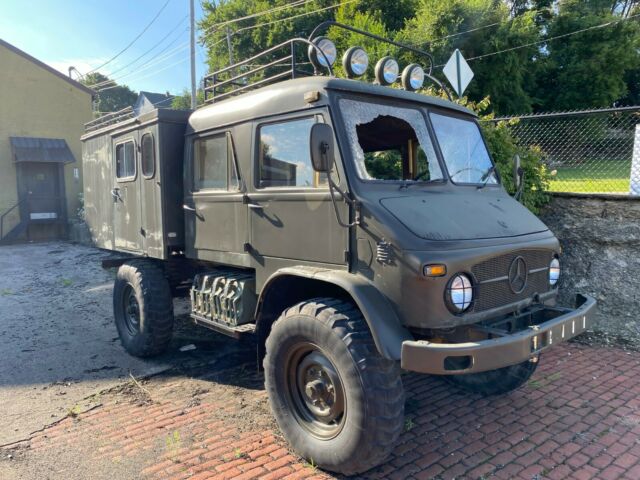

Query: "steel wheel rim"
<box><xmin>122</xmin><ymin>284</ymin><xmax>140</xmax><ymax>335</ymax></box>
<box><xmin>285</xmin><ymin>342</ymin><xmax>346</xmax><ymax>440</ymax></box>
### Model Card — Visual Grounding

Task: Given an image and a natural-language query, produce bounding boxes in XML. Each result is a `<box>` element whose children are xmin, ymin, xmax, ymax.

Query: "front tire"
<box><xmin>444</xmin><ymin>356</ymin><xmax>539</xmax><ymax>396</ymax></box>
<box><xmin>263</xmin><ymin>298</ymin><xmax>404</xmax><ymax>476</ymax></box>
<box><xmin>113</xmin><ymin>260</ymin><xmax>174</xmax><ymax>357</ymax></box>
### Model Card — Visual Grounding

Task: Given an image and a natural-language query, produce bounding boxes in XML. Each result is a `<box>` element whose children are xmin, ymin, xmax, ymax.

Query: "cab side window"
<box><xmin>115</xmin><ymin>140</ymin><xmax>136</xmax><ymax>180</ymax></box>
<box><xmin>258</xmin><ymin>117</ymin><xmax>326</xmax><ymax>188</ymax></box>
<box><xmin>192</xmin><ymin>133</ymin><xmax>239</xmax><ymax>191</ymax></box>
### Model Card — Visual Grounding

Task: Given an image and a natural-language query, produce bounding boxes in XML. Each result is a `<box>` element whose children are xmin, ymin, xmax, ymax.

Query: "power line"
<box><xmin>429</xmin><ymin>21</ymin><xmax>502</xmax><ymax>44</ymax></box>
<box><xmin>91</xmin><ymin>27</ymin><xmax>189</xmax><ymax>88</ymax></box>
<box><xmin>97</xmin><ymin>15</ymin><xmax>189</xmax><ymax>83</ymax></box>
<box><xmin>88</xmin><ymin>0</ymin><xmax>172</xmax><ymax>74</ymax></box>
<box><xmin>234</xmin><ymin>0</ymin><xmax>357</xmax><ymax>35</ymax></box>
<box><xmin>201</xmin><ymin>0</ymin><xmax>313</xmax><ymax>35</ymax></box>
<box><xmin>97</xmin><ymin>55</ymin><xmax>190</xmax><ymax>93</ymax></box>
<box><xmin>441</xmin><ymin>12</ymin><xmax>640</xmax><ymax>66</ymax></box>
<box><xmin>97</xmin><ymin>0</ymin><xmax>354</xmax><ymax>93</ymax></box>
<box><xmin>96</xmin><ymin>39</ymin><xmax>191</xmax><ymax>90</ymax></box>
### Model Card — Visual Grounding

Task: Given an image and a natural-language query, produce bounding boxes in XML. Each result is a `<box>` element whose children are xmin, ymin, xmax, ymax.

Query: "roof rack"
<box><xmin>84</xmin><ymin>106</ymin><xmax>135</xmax><ymax>133</ymax></box>
<box><xmin>203</xmin><ymin>21</ymin><xmax>450</xmax><ymax>104</ymax></box>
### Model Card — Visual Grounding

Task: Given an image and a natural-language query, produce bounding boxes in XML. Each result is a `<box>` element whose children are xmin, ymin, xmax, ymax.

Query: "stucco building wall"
<box><xmin>0</xmin><ymin>40</ymin><xmax>93</xmax><ymax>226</ymax></box>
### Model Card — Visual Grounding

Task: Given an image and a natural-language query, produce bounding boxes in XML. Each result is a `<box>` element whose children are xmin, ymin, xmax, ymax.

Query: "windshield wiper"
<box><xmin>477</xmin><ymin>165</ymin><xmax>497</xmax><ymax>190</ymax></box>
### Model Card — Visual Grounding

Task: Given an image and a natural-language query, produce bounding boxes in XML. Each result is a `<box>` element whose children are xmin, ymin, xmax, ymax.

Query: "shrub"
<box><xmin>481</xmin><ymin>119</ymin><xmax>551</xmax><ymax>214</ymax></box>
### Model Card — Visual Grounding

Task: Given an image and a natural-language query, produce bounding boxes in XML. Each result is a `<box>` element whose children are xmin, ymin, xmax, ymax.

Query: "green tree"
<box><xmin>171</xmin><ymin>88</ymin><xmax>205</xmax><ymax>109</ymax></box>
<box><xmin>534</xmin><ymin>1</ymin><xmax>640</xmax><ymax>110</ymax></box>
<box><xmin>398</xmin><ymin>0</ymin><xmax>542</xmax><ymax>114</ymax></box>
<box><xmin>82</xmin><ymin>73</ymin><xmax>137</xmax><ymax>113</ymax></box>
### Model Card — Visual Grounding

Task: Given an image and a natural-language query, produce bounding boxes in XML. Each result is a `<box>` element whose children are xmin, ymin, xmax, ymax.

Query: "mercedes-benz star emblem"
<box><xmin>508</xmin><ymin>256</ymin><xmax>528</xmax><ymax>294</ymax></box>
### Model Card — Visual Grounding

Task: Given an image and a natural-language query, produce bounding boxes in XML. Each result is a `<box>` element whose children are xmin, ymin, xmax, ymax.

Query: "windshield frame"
<box><xmin>428</xmin><ymin>108</ymin><xmax>501</xmax><ymax>188</ymax></box>
<box><xmin>337</xmin><ymin>95</ymin><xmax>448</xmax><ymax>186</ymax></box>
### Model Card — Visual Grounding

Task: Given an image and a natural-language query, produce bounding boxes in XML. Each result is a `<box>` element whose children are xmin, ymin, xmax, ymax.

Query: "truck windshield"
<box><xmin>430</xmin><ymin>113</ymin><xmax>498</xmax><ymax>185</ymax></box>
<box><xmin>340</xmin><ymin>99</ymin><xmax>443</xmax><ymax>183</ymax></box>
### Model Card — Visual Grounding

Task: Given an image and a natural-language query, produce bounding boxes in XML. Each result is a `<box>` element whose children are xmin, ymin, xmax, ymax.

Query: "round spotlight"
<box><xmin>374</xmin><ymin>56</ymin><xmax>399</xmax><ymax>86</ymax></box>
<box><xmin>342</xmin><ymin>46</ymin><xmax>369</xmax><ymax>78</ymax></box>
<box><xmin>308</xmin><ymin>36</ymin><xmax>337</xmax><ymax>69</ymax></box>
<box><xmin>401</xmin><ymin>64</ymin><xmax>425</xmax><ymax>91</ymax></box>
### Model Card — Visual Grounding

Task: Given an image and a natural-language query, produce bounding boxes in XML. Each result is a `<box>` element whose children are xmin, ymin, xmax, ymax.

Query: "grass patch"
<box><xmin>548</xmin><ymin>159</ymin><xmax>632</xmax><ymax>193</ymax></box>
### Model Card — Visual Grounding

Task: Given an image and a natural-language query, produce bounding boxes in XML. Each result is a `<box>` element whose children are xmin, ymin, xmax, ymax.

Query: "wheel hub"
<box><xmin>123</xmin><ymin>285</ymin><xmax>140</xmax><ymax>334</ymax></box>
<box><xmin>287</xmin><ymin>345</ymin><xmax>346</xmax><ymax>439</ymax></box>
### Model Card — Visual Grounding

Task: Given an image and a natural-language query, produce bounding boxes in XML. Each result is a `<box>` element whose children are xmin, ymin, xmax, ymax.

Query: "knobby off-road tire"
<box><xmin>113</xmin><ymin>260</ymin><xmax>174</xmax><ymax>357</ymax></box>
<box><xmin>444</xmin><ymin>356</ymin><xmax>539</xmax><ymax>396</ymax></box>
<box><xmin>263</xmin><ymin>298</ymin><xmax>404</xmax><ymax>476</ymax></box>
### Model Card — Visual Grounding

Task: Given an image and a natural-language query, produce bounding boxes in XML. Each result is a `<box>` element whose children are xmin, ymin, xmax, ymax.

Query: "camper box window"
<box><xmin>115</xmin><ymin>140</ymin><xmax>136</xmax><ymax>180</ymax></box>
<box><xmin>141</xmin><ymin>133</ymin><xmax>155</xmax><ymax>178</ymax></box>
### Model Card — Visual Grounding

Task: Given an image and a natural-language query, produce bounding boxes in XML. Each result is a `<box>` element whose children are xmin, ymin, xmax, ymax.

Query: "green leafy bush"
<box><xmin>481</xmin><ymin>119</ymin><xmax>551</xmax><ymax>214</ymax></box>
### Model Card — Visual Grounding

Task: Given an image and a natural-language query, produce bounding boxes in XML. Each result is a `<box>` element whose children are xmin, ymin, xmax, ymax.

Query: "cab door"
<box><xmin>112</xmin><ymin>134</ymin><xmax>142</xmax><ymax>251</ymax></box>
<box><xmin>247</xmin><ymin>112</ymin><xmax>348</xmax><ymax>266</ymax></box>
<box><xmin>184</xmin><ymin>130</ymin><xmax>250</xmax><ymax>266</ymax></box>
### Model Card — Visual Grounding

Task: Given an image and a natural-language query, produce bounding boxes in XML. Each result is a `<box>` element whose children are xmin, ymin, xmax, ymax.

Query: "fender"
<box><xmin>256</xmin><ymin>266</ymin><xmax>414</xmax><ymax>360</ymax></box>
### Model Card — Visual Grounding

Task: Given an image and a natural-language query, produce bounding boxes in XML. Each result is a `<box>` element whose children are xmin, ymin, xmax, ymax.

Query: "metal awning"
<box><xmin>9</xmin><ymin>137</ymin><xmax>76</xmax><ymax>164</ymax></box>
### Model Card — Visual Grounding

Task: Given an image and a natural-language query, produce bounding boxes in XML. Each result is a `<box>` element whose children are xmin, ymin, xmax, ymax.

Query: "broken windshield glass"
<box><xmin>340</xmin><ymin>99</ymin><xmax>443</xmax><ymax>182</ymax></box>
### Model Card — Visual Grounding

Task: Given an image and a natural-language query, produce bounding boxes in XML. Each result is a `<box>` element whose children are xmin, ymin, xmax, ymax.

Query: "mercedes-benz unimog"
<box><xmin>81</xmin><ymin>22</ymin><xmax>596</xmax><ymax>475</ymax></box>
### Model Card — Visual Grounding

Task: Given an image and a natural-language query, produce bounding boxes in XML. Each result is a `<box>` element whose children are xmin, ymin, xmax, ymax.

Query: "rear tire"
<box><xmin>113</xmin><ymin>260</ymin><xmax>174</xmax><ymax>357</ymax></box>
<box><xmin>444</xmin><ymin>356</ymin><xmax>539</xmax><ymax>396</ymax></box>
<box><xmin>264</xmin><ymin>298</ymin><xmax>404</xmax><ymax>475</ymax></box>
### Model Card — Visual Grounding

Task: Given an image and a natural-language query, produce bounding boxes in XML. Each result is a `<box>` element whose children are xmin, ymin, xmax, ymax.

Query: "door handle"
<box><xmin>110</xmin><ymin>188</ymin><xmax>121</xmax><ymax>201</ymax></box>
<box><xmin>247</xmin><ymin>203</ymin><xmax>264</xmax><ymax>210</ymax></box>
<box><xmin>183</xmin><ymin>204</ymin><xmax>196</xmax><ymax>212</ymax></box>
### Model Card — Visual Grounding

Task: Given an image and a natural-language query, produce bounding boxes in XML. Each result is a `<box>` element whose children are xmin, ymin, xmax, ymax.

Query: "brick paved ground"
<box><xmin>5</xmin><ymin>342</ymin><xmax>640</xmax><ymax>479</ymax></box>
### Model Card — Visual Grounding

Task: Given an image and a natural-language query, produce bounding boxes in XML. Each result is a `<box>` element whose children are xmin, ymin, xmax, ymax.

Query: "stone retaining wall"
<box><xmin>540</xmin><ymin>194</ymin><xmax>640</xmax><ymax>343</ymax></box>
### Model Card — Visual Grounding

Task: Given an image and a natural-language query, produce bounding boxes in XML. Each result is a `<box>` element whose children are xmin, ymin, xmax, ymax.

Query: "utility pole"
<box><xmin>225</xmin><ymin>27</ymin><xmax>234</xmax><ymax>66</ymax></box>
<box><xmin>189</xmin><ymin>0</ymin><xmax>196</xmax><ymax>109</ymax></box>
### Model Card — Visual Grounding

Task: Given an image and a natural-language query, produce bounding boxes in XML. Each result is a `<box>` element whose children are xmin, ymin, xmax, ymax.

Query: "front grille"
<box><xmin>471</xmin><ymin>250</ymin><xmax>553</xmax><ymax>312</ymax></box>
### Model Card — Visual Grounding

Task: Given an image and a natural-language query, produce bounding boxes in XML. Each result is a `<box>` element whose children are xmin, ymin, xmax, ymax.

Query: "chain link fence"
<box><xmin>490</xmin><ymin>106</ymin><xmax>640</xmax><ymax>195</ymax></box>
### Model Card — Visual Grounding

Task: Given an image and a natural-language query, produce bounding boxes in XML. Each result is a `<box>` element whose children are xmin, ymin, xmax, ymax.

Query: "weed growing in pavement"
<box><xmin>528</xmin><ymin>372</ymin><xmax>563</xmax><ymax>389</ymax></box>
<box><xmin>1</xmin><ymin>289</ymin><xmax>13</xmax><ymax>296</ymax></box>
<box><xmin>166</xmin><ymin>430</ymin><xmax>181</xmax><ymax>451</ymax></box>
<box><xmin>67</xmin><ymin>405</ymin><xmax>82</xmax><ymax>418</ymax></box>
<box><xmin>404</xmin><ymin>417</ymin><xmax>415</xmax><ymax>432</ymax></box>
<box><xmin>304</xmin><ymin>458</ymin><xmax>318</xmax><ymax>472</ymax></box>
<box><xmin>234</xmin><ymin>448</ymin><xmax>247</xmax><ymax>459</ymax></box>
<box><xmin>61</xmin><ymin>278</ymin><xmax>73</xmax><ymax>287</ymax></box>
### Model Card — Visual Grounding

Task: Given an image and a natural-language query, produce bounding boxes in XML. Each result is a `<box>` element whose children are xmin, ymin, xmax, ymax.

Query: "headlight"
<box><xmin>375</xmin><ymin>56</ymin><xmax>399</xmax><ymax>86</ymax></box>
<box><xmin>446</xmin><ymin>273</ymin><xmax>473</xmax><ymax>313</ymax></box>
<box><xmin>549</xmin><ymin>258</ymin><xmax>560</xmax><ymax>286</ymax></box>
<box><xmin>308</xmin><ymin>37</ymin><xmax>337</xmax><ymax>69</ymax></box>
<box><xmin>401</xmin><ymin>64</ymin><xmax>425</xmax><ymax>91</ymax></box>
<box><xmin>342</xmin><ymin>46</ymin><xmax>369</xmax><ymax>78</ymax></box>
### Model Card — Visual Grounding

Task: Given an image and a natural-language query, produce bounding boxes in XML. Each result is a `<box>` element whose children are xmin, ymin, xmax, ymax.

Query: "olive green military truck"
<box><xmin>81</xmin><ymin>22</ymin><xmax>596</xmax><ymax>475</ymax></box>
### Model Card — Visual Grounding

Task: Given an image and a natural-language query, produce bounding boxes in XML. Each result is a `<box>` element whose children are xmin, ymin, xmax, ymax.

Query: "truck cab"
<box><xmin>82</xmin><ymin>22</ymin><xmax>596</xmax><ymax>476</ymax></box>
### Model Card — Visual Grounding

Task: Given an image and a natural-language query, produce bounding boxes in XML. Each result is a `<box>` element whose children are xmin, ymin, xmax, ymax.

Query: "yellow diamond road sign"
<box><xmin>443</xmin><ymin>49</ymin><xmax>474</xmax><ymax>97</ymax></box>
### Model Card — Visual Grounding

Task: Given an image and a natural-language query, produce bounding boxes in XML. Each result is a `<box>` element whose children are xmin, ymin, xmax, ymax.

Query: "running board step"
<box><xmin>190</xmin><ymin>313</ymin><xmax>255</xmax><ymax>339</ymax></box>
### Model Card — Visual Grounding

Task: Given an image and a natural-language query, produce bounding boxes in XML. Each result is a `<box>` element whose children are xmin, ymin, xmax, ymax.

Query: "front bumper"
<box><xmin>401</xmin><ymin>294</ymin><xmax>596</xmax><ymax>375</ymax></box>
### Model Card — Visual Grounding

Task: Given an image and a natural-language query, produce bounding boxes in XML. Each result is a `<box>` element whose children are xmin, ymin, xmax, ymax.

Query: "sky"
<box><xmin>0</xmin><ymin>0</ymin><xmax>209</xmax><ymax>95</ymax></box>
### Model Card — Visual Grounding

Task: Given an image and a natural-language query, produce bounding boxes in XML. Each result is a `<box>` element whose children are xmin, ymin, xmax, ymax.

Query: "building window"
<box><xmin>141</xmin><ymin>133</ymin><xmax>155</xmax><ymax>178</ymax></box>
<box><xmin>115</xmin><ymin>140</ymin><xmax>136</xmax><ymax>180</ymax></box>
<box><xmin>192</xmin><ymin>133</ymin><xmax>239</xmax><ymax>191</ymax></box>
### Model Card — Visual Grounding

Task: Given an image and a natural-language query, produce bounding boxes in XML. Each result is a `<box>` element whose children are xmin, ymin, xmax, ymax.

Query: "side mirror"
<box><xmin>513</xmin><ymin>154</ymin><xmax>523</xmax><ymax>189</ymax></box>
<box><xmin>310</xmin><ymin>123</ymin><xmax>335</xmax><ymax>173</ymax></box>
